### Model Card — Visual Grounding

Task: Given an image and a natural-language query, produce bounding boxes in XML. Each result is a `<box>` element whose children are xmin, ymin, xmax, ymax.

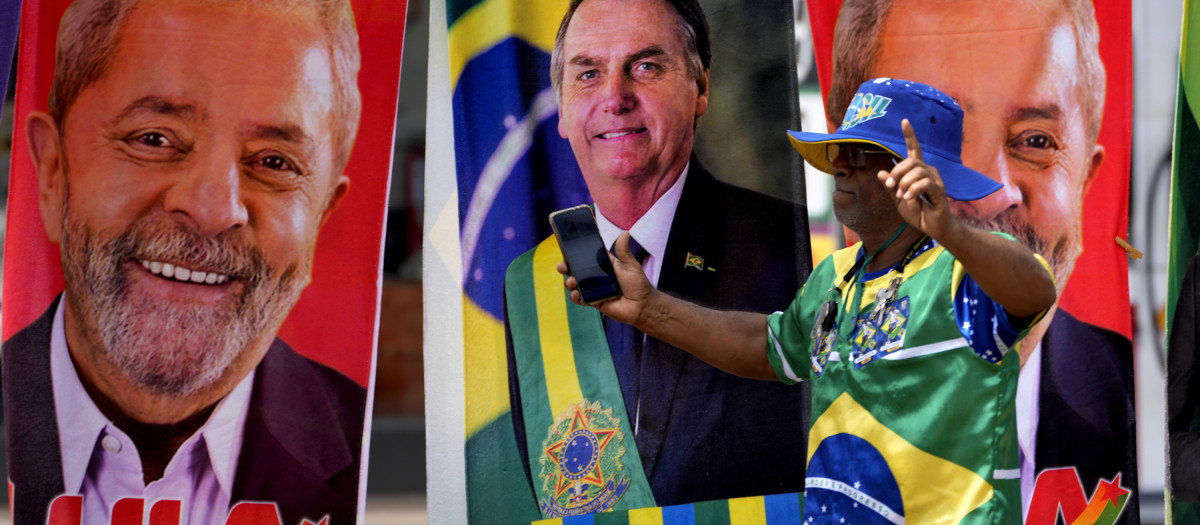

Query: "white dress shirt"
<box><xmin>51</xmin><ymin>299</ymin><xmax>255</xmax><ymax>525</ymax></box>
<box><xmin>594</xmin><ymin>163</ymin><xmax>689</xmax><ymax>288</ymax></box>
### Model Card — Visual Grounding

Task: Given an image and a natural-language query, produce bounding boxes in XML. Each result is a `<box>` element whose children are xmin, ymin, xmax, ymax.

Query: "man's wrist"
<box><xmin>636</xmin><ymin>288</ymin><xmax>671</xmax><ymax>335</ymax></box>
<box><xmin>930</xmin><ymin>214</ymin><xmax>970</xmax><ymax>251</ymax></box>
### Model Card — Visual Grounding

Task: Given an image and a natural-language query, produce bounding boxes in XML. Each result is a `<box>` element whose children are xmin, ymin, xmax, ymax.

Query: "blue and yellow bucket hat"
<box><xmin>787</xmin><ymin>78</ymin><xmax>1002</xmax><ymax>201</ymax></box>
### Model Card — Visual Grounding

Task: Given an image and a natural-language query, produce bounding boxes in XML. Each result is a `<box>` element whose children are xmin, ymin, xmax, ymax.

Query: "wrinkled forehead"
<box><xmin>562</xmin><ymin>0</ymin><xmax>689</xmax><ymax>60</ymax></box>
<box><xmin>877</xmin><ymin>2</ymin><xmax>1086</xmax><ymax>119</ymax></box>
<box><xmin>97</xmin><ymin>1</ymin><xmax>336</xmax><ymax>103</ymax></box>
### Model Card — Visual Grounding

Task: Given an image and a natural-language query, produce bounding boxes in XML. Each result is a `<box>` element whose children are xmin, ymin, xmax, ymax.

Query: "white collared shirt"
<box><xmin>594</xmin><ymin>163</ymin><xmax>689</xmax><ymax>287</ymax></box>
<box><xmin>1016</xmin><ymin>341</ymin><xmax>1042</xmax><ymax>520</ymax></box>
<box><xmin>50</xmin><ymin>298</ymin><xmax>255</xmax><ymax>525</ymax></box>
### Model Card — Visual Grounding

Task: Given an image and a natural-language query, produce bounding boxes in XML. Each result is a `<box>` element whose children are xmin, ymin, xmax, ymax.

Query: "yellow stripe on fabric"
<box><xmin>808</xmin><ymin>393</ymin><xmax>991</xmax><ymax>523</ymax></box>
<box><xmin>728</xmin><ymin>496</ymin><xmax>767</xmax><ymax>524</ymax></box>
<box><xmin>532</xmin><ymin>238</ymin><xmax>585</xmax><ymax>420</ymax></box>
<box><xmin>829</xmin><ymin>242</ymin><xmax>863</xmax><ymax>281</ymax></box>
<box><xmin>1027</xmin><ymin>253</ymin><xmax>1053</xmax><ymax>325</ymax></box>
<box><xmin>533</xmin><ymin>519</ymin><xmax>564</xmax><ymax>525</ymax></box>
<box><xmin>951</xmin><ymin>257</ymin><xmax>968</xmax><ymax>299</ymax></box>
<box><xmin>447</xmin><ymin>0</ymin><xmax>568</xmax><ymax>88</ymax></box>
<box><xmin>629</xmin><ymin>506</ymin><xmax>665</xmax><ymax>525</ymax></box>
<box><xmin>463</xmin><ymin>298</ymin><xmax>510</xmax><ymax>438</ymax></box>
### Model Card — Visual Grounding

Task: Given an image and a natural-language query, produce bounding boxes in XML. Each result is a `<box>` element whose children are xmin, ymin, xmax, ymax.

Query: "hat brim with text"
<box><xmin>787</xmin><ymin>78</ymin><xmax>1002</xmax><ymax>202</ymax></box>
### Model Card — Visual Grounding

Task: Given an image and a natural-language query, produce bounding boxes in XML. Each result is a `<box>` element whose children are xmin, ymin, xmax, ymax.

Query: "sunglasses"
<box><xmin>826</xmin><ymin>143</ymin><xmax>897</xmax><ymax>168</ymax></box>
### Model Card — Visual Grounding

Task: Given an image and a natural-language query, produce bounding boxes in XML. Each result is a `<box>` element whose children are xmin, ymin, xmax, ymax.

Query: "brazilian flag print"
<box><xmin>446</xmin><ymin>0</ymin><xmax>593</xmax><ymax>521</ymax></box>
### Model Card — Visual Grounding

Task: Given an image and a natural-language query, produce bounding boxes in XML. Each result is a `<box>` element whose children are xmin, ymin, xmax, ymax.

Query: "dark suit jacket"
<box><xmin>507</xmin><ymin>162</ymin><xmax>813</xmax><ymax>506</ymax></box>
<box><xmin>3</xmin><ymin>299</ymin><xmax>366</xmax><ymax>525</ymax></box>
<box><xmin>1037</xmin><ymin>308</ymin><xmax>1138</xmax><ymax>523</ymax></box>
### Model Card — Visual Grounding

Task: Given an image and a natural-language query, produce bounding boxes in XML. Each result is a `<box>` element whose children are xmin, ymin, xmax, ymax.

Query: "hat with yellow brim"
<box><xmin>787</xmin><ymin>78</ymin><xmax>1002</xmax><ymax>202</ymax></box>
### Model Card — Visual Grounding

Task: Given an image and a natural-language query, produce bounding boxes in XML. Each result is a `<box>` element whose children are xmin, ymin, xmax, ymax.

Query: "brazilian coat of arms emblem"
<box><xmin>538</xmin><ymin>399</ymin><xmax>631</xmax><ymax>517</ymax></box>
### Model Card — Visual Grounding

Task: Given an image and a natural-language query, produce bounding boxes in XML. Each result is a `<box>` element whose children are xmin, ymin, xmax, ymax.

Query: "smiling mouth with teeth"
<box><xmin>140</xmin><ymin>260</ymin><xmax>230</xmax><ymax>285</ymax></box>
<box><xmin>597</xmin><ymin>128</ymin><xmax>647</xmax><ymax>139</ymax></box>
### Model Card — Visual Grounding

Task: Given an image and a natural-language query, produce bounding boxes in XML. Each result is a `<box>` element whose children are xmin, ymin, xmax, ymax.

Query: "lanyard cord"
<box><xmin>832</xmin><ymin>224</ymin><xmax>930</xmax><ymax>342</ymax></box>
<box><xmin>830</xmin><ymin>223</ymin><xmax>908</xmax><ymax>295</ymax></box>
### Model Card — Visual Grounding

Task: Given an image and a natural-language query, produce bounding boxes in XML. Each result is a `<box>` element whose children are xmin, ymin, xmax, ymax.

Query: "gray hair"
<box><xmin>50</xmin><ymin>0</ymin><xmax>363</xmax><ymax>171</ymax></box>
<box><xmin>550</xmin><ymin>0</ymin><xmax>711</xmax><ymax>102</ymax></box>
<box><xmin>827</xmin><ymin>0</ymin><xmax>1106</xmax><ymax>145</ymax></box>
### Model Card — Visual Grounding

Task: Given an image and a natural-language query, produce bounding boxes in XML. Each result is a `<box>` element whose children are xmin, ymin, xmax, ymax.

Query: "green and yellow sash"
<box><xmin>506</xmin><ymin>236</ymin><xmax>656</xmax><ymax>517</ymax></box>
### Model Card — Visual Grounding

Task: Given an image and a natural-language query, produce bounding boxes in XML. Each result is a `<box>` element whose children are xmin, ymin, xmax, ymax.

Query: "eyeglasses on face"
<box><xmin>825</xmin><ymin>143</ymin><xmax>897</xmax><ymax>168</ymax></box>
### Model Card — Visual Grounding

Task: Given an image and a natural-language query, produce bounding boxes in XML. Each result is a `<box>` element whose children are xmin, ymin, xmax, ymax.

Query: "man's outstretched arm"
<box><xmin>560</xmin><ymin>232</ymin><xmax>778</xmax><ymax>381</ymax></box>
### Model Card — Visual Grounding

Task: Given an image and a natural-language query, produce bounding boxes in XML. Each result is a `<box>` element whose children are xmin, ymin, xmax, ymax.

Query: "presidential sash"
<box><xmin>505</xmin><ymin>236</ymin><xmax>656</xmax><ymax>517</ymax></box>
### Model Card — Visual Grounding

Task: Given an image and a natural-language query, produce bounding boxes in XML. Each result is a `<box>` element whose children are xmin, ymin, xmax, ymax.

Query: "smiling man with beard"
<box><xmin>2</xmin><ymin>0</ymin><xmax>366</xmax><ymax>524</ymax></box>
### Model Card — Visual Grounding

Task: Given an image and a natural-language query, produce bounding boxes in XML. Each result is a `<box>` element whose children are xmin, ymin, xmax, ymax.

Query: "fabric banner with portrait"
<box><xmin>447</xmin><ymin>0</ymin><xmax>812</xmax><ymax>521</ymax></box>
<box><xmin>1</xmin><ymin>1</ymin><xmax>407</xmax><ymax>524</ymax></box>
<box><xmin>808</xmin><ymin>0</ymin><xmax>1136</xmax><ymax>523</ymax></box>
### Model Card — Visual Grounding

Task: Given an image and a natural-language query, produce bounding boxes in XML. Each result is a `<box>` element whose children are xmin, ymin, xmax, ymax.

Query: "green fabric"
<box><xmin>466</xmin><ymin>413</ymin><xmax>543</xmax><ymax>523</ymax></box>
<box><xmin>527</xmin><ymin>493</ymin><xmax>807</xmax><ymax>524</ymax></box>
<box><xmin>765</xmin><ymin>243</ymin><xmax>1021</xmax><ymax>524</ymax></box>
<box><xmin>505</xmin><ymin>243</ymin><xmax>656</xmax><ymax>517</ymax></box>
<box><xmin>593</xmin><ymin>512</ymin><xmax>631</xmax><ymax>525</ymax></box>
<box><xmin>692</xmin><ymin>500</ymin><xmax>733</xmax><ymax>525</ymax></box>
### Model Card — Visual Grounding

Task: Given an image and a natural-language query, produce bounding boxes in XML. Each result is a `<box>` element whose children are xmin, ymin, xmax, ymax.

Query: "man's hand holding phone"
<box><xmin>549</xmin><ymin>205</ymin><xmax>622</xmax><ymax>305</ymax></box>
<box><xmin>558</xmin><ymin>231</ymin><xmax>656</xmax><ymax>328</ymax></box>
<box><xmin>549</xmin><ymin>205</ymin><xmax>655</xmax><ymax>326</ymax></box>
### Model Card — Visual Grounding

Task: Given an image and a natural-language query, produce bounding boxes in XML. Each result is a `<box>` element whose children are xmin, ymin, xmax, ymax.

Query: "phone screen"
<box><xmin>550</xmin><ymin>205</ymin><xmax>621</xmax><ymax>305</ymax></box>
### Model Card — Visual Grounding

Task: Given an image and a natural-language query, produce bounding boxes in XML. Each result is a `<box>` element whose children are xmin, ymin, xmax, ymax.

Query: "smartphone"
<box><xmin>549</xmin><ymin>205</ymin><xmax>622</xmax><ymax>305</ymax></box>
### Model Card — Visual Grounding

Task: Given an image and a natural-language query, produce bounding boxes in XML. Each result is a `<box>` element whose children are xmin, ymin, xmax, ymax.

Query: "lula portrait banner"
<box><xmin>1</xmin><ymin>1</ymin><xmax>407</xmax><ymax>524</ymax></box>
<box><xmin>808</xmin><ymin>0</ymin><xmax>1137</xmax><ymax>522</ymax></box>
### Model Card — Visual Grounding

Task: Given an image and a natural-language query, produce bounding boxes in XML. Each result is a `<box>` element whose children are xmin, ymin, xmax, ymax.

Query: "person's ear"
<box><xmin>318</xmin><ymin>175</ymin><xmax>350</xmax><ymax>229</ymax></box>
<box><xmin>28</xmin><ymin>111</ymin><xmax>66</xmax><ymax>245</ymax></box>
<box><xmin>558</xmin><ymin>101</ymin><xmax>569</xmax><ymax>139</ymax></box>
<box><xmin>1082</xmin><ymin>143</ymin><xmax>1105</xmax><ymax>197</ymax></box>
<box><xmin>694</xmin><ymin>69</ymin><xmax>709</xmax><ymax>119</ymax></box>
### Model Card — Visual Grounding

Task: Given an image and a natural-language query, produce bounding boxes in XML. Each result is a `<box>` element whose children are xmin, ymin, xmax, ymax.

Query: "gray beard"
<box><xmin>957</xmin><ymin>211</ymin><xmax>1080</xmax><ymax>296</ymax></box>
<box><xmin>60</xmin><ymin>205</ymin><xmax>305</xmax><ymax>397</ymax></box>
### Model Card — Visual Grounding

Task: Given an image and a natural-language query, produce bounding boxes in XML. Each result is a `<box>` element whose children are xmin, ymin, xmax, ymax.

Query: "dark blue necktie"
<box><xmin>604</xmin><ymin>236</ymin><xmax>648</xmax><ymax>429</ymax></box>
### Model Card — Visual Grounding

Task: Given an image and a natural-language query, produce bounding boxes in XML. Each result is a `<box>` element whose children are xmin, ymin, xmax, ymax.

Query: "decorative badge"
<box><xmin>810</xmin><ymin>301</ymin><xmax>838</xmax><ymax>377</ymax></box>
<box><xmin>852</xmin><ymin>296</ymin><xmax>910</xmax><ymax>368</ymax></box>
<box><xmin>685</xmin><ymin>253</ymin><xmax>705</xmax><ymax>270</ymax></box>
<box><xmin>539</xmin><ymin>400</ymin><xmax>631</xmax><ymax>517</ymax></box>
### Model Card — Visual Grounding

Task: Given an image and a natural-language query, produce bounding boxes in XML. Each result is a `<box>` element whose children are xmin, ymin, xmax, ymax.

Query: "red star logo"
<box><xmin>1094</xmin><ymin>474</ymin><xmax>1129</xmax><ymax>510</ymax></box>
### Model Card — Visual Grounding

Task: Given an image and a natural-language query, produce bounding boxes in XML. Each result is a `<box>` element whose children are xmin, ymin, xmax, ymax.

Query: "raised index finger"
<box><xmin>902</xmin><ymin>118</ymin><xmax>924</xmax><ymax>163</ymax></box>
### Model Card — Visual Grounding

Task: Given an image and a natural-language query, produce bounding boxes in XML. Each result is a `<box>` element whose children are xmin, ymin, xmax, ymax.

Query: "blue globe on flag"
<box><xmin>805</xmin><ymin>434</ymin><xmax>905</xmax><ymax>524</ymax></box>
